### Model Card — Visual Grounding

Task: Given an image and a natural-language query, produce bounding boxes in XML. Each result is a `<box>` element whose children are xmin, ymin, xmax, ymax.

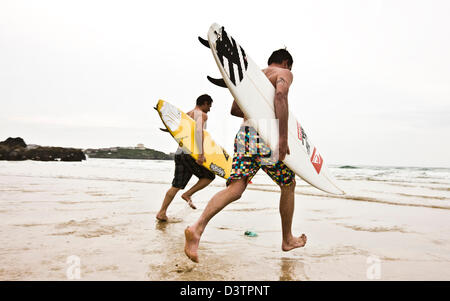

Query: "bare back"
<box><xmin>187</xmin><ymin>108</ymin><xmax>208</xmax><ymax>129</ymax></box>
<box><xmin>262</xmin><ymin>65</ymin><xmax>293</xmax><ymax>88</ymax></box>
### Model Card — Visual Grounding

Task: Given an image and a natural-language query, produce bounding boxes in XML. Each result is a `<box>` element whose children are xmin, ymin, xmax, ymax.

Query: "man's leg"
<box><xmin>184</xmin><ymin>177</ymin><xmax>248</xmax><ymax>262</ymax></box>
<box><xmin>262</xmin><ymin>159</ymin><xmax>307</xmax><ymax>251</ymax></box>
<box><xmin>156</xmin><ymin>186</ymin><xmax>181</xmax><ymax>221</ymax></box>
<box><xmin>278</xmin><ymin>179</ymin><xmax>307</xmax><ymax>251</ymax></box>
<box><xmin>181</xmin><ymin>178</ymin><xmax>214</xmax><ymax>210</ymax></box>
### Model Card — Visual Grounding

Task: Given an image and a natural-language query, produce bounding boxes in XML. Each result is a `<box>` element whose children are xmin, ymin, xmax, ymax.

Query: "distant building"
<box><xmin>136</xmin><ymin>144</ymin><xmax>145</xmax><ymax>150</ymax></box>
<box><xmin>26</xmin><ymin>144</ymin><xmax>40</xmax><ymax>150</ymax></box>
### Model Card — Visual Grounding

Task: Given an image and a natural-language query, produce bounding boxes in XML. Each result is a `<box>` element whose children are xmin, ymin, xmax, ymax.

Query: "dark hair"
<box><xmin>267</xmin><ymin>49</ymin><xmax>293</xmax><ymax>67</ymax></box>
<box><xmin>196</xmin><ymin>94</ymin><xmax>213</xmax><ymax>106</ymax></box>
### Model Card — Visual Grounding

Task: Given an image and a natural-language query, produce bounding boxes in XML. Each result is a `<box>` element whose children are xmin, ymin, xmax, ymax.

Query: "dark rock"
<box><xmin>0</xmin><ymin>137</ymin><xmax>27</xmax><ymax>149</ymax></box>
<box><xmin>0</xmin><ymin>138</ymin><xmax>27</xmax><ymax>161</ymax></box>
<box><xmin>9</xmin><ymin>148</ymin><xmax>27</xmax><ymax>161</ymax></box>
<box><xmin>0</xmin><ymin>137</ymin><xmax>85</xmax><ymax>161</ymax></box>
<box><xmin>26</xmin><ymin>147</ymin><xmax>86</xmax><ymax>162</ymax></box>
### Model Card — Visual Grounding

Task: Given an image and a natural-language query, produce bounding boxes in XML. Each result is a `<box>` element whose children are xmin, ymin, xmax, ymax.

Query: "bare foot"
<box><xmin>156</xmin><ymin>212</ymin><xmax>168</xmax><ymax>222</ymax></box>
<box><xmin>282</xmin><ymin>234</ymin><xmax>307</xmax><ymax>251</ymax></box>
<box><xmin>184</xmin><ymin>226</ymin><xmax>200</xmax><ymax>263</ymax></box>
<box><xmin>181</xmin><ymin>194</ymin><xmax>197</xmax><ymax>209</ymax></box>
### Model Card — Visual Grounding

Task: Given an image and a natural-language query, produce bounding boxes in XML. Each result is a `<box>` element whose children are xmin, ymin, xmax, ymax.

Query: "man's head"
<box><xmin>268</xmin><ymin>49</ymin><xmax>293</xmax><ymax>70</ymax></box>
<box><xmin>196</xmin><ymin>94</ymin><xmax>213</xmax><ymax>113</ymax></box>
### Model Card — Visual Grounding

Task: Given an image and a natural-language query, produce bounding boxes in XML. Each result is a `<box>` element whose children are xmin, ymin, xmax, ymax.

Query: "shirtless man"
<box><xmin>156</xmin><ymin>94</ymin><xmax>215</xmax><ymax>222</ymax></box>
<box><xmin>184</xmin><ymin>49</ymin><xmax>307</xmax><ymax>262</ymax></box>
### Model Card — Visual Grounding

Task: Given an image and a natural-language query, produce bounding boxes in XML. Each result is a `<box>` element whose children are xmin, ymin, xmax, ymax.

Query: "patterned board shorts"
<box><xmin>172</xmin><ymin>153</ymin><xmax>215</xmax><ymax>189</ymax></box>
<box><xmin>226</xmin><ymin>126</ymin><xmax>295</xmax><ymax>187</ymax></box>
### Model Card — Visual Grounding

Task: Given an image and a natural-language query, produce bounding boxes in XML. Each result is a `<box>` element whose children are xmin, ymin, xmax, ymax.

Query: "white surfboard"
<box><xmin>204</xmin><ymin>23</ymin><xmax>344</xmax><ymax>195</ymax></box>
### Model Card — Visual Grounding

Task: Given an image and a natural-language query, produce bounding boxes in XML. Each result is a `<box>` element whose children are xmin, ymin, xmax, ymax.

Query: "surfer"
<box><xmin>156</xmin><ymin>94</ymin><xmax>216</xmax><ymax>222</ymax></box>
<box><xmin>185</xmin><ymin>49</ymin><xmax>307</xmax><ymax>262</ymax></box>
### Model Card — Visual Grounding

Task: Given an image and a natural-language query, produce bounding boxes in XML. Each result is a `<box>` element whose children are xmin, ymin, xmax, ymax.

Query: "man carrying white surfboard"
<box><xmin>185</xmin><ymin>50</ymin><xmax>307</xmax><ymax>263</ymax></box>
<box><xmin>156</xmin><ymin>95</ymin><xmax>216</xmax><ymax>222</ymax></box>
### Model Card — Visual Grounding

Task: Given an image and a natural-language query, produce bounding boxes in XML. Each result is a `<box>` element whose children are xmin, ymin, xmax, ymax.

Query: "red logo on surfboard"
<box><xmin>310</xmin><ymin>147</ymin><xmax>323</xmax><ymax>174</ymax></box>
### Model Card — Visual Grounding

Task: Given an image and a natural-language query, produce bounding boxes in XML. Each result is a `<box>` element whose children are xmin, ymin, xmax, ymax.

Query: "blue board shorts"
<box><xmin>226</xmin><ymin>126</ymin><xmax>295</xmax><ymax>187</ymax></box>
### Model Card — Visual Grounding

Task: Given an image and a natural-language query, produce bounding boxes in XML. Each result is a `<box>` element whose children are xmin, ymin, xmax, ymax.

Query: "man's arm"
<box><xmin>194</xmin><ymin>112</ymin><xmax>207</xmax><ymax>164</ymax></box>
<box><xmin>274</xmin><ymin>70</ymin><xmax>293</xmax><ymax>161</ymax></box>
<box><xmin>230</xmin><ymin>100</ymin><xmax>244</xmax><ymax>118</ymax></box>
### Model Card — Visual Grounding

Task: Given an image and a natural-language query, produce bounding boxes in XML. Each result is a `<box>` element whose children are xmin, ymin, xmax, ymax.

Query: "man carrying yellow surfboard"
<box><xmin>156</xmin><ymin>95</ymin><xmax>216</xmax><ymax>222</ymax></box>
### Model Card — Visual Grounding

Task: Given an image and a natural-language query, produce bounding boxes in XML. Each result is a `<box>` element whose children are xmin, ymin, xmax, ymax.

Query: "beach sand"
<box><xmin>0</xmin><ymin>160</ymin><xmax>449</xmax><ymax>280</ymax></box>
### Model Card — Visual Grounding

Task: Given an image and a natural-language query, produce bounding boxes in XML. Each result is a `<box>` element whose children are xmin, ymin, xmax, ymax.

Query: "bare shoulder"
<box><xmin>277</xmin><ymin>68</ymin><xmax>293</xmax><ymax>84</ymax></box>
<box><xmin>264</xmin><ymin>66</ymin><xmax>293</xmax><ymax>88</ymax></box>
<box><xmin>275</xmin><ymin>69</ymin><xmax>293</xmax><ymax>91</ymax></box>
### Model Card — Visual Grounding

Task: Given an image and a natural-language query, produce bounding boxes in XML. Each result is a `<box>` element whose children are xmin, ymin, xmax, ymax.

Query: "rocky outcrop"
<box><xmin>0</xmin><ymin>137</ymin><xmax>86</xmax><ymax>161</ymax></box>
<box><xmin>26</xmin><ymin>146</ymin><xmax>86</xmax><ymax>161</ymax></box>
<box><xmin>0</xmin><ymin>137</ymin><xmax>27</xmax><ymax>149</ymax></box>
<box><xmin>0</xmin><ymin>137</ymin><xmax>27</xmax><ymax>161</ymax></box>
<box><xmin>85</xmin><ymin>147</ymin><xmax>172</xmax><ymax>160</ymax></box>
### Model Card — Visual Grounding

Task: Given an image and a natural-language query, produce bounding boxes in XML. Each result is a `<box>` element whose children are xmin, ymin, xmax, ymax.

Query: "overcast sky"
<box><xmin>1</xmin><ymin>0</ymin><xmax>449</xmax><ymax>167</ymax></box>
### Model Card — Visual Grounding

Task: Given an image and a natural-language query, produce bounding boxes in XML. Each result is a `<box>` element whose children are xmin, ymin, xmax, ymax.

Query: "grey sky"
<box><xmin>1</xmin><ymin>0</ymin><xmax>449</xmax><ymax>167</ymax></box>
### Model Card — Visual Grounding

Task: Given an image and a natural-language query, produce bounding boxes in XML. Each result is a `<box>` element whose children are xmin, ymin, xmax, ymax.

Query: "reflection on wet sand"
<box><xmin>155</xmin><ymin>220</ymin><xmax>169</xmax><ymax>232</ymax></box>
<box><xmin>279</xmin><ymin>257</ymin><xmax>309</xmax><ymax>281</ymax></box>
<box><xmin>155</xmin><ymin>217</ymin><xmax>183</xmax><ymax>231</ymax></box>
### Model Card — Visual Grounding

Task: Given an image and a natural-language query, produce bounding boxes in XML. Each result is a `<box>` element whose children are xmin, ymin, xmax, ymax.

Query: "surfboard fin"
<box><xmin>198</xmin><ymin>36</ymin><xmax>210</xmax><ymax>49</ymax></box>
<box><xmin>159</xmin><ymin>128</ymin><xmax>169</xmax><ymax>132</ymax></box>
<box><xmin>207</xmin><ymin>76</ymin><xmax>227</xmax><ymax>88</ymax></box>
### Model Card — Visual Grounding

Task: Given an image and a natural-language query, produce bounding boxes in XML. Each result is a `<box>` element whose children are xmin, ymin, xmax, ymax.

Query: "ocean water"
<box><xmin>1</xmin><ymin>159</ymin><xmax>449</xmax><ymax>210</ymax></box>
<box><xmin>329</xmin><ymin>164</ymin><xmax>450</xmax><ymax>209</ymax></box>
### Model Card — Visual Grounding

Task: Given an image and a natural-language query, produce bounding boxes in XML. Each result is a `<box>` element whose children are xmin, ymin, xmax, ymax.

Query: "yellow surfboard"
<box><xmin>156</xmin><ymin>99</ymin><xmax>232</xmax><ymax>179</ymax></box>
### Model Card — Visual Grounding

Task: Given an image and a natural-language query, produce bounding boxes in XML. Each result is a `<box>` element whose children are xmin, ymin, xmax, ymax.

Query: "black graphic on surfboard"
<box><xmin>214</xmin><ymin>27</ymin><xmax>248</xmax><ymax>86</ymax></box>
<box><xmin>222</xmin><ymin>149</ymin><xmax>229</xmax><ymax>161</ymax></box>
<box><xmin>210</xmin><ymin>163</ymin><xmax>225</xmax><ymax>177</ymax></box>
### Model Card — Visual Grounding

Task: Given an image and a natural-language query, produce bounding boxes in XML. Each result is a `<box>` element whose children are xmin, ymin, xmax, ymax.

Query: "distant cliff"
<box><xmin>0</xmin><ymin>137</ymin><xmax>86</xmax><ymax>161</ymax></box>
<box><xmin>84</xmin><ymin>147</ymin><xmax>173</xmax><ymax>160</ymax></box>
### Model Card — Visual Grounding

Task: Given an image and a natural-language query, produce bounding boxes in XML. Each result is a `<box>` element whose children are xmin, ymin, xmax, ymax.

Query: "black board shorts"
<box><xmin>172</xmin><ymin>153</ymin><xmax>215</xmax><ymax>189</ymax></box>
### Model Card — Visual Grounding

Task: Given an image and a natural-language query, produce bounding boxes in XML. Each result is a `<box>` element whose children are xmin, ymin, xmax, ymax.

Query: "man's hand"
<box><xmin>278</xmin><ymin>138</ymin><xmax>290</xmax><ymax>161</ymax></box>
<box><xmin>196</xmin><ymin>154</ymin><xmax>206</xmax><ymax>165</ymax></box>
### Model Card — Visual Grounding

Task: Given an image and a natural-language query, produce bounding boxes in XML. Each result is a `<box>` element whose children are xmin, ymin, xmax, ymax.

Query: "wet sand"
<box><xmin>1</xmin><ymin>171</ymin><xmax>449</xmax><ymax>280</ymax></box>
